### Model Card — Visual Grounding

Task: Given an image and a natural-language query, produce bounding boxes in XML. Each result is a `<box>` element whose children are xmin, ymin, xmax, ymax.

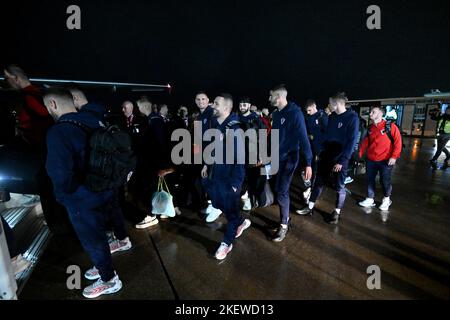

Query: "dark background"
<box><xmin>1</xmin><ymin>0</ymin><xmax>450</xmax><ymax>110</ymax></box>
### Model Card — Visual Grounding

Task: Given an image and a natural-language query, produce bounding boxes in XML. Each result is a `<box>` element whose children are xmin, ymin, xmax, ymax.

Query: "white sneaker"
<box><xmin>84</xmin><ymin>266</ymin><xmax>100</xmax><ymax>280</ymax></box>
<box><xmin>206</xmin><ymin>207</ymin><xmax>222</xmax><ymax>223</ymax></box>
<box><xmin>241</xmin><ymin>191</ymin><xmax>249</xmax><ymax>200</ymax></box>
<box><xmin>11</xmin><ymin>254</ymin><xmax>31</xmax><ymax>276</ymax></box>
<box><xmin>242</xmin><ymin>198</ymin><xmax>252</xmax><ymax>211</ymax></box>
<box><xmin>215</xmin><ymin>242</ymin><xmax>233</xmax><ymax>260</ymax></box>
<box><xmin>135</xmin><ymin>215</ymin><xmax>159</xmax><ymax>229</ymax></box>
<box><xmin>235</xmin><ymin>219</ymin><xmax>251</xmax><ymax>238</ymax></box>
<box><xmin>200</xmin><ymin>201</ymin><xmax>213</xmax><ymax>214</ymax></box>
<box><xmin>344</xmin><ymin>177</ymin><xmax>354</xmax><ymax>184</ymax></box>
<box><xmin>359</xmin><ymin>198</ymin><xmax>375</xmax><ymax>208</ymax></box>
<box><xmin>175</xmin><ymin>207</ymin><xmax>182</xmax><ymax>215</ymax></box>
<box><xmin>82</xmin><ymin>273</ymin><xmax>122</xmax><ymax>299</ymax></box>
<box><xmin>109</xmin><ymin>237</ymin><xmax>132</xmax><ymax>254</ymax></box>
<box><xmin>379</xmin><ymin>197</ymin><xmax>392</xmax><ymax>211</ymax></box>
<box><xmin>159</xmin><ymin>215</ymin><xmax>170</xmax><ymax>219</ymax></box>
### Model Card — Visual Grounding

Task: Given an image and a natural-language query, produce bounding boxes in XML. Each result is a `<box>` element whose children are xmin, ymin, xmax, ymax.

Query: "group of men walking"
<box><xmin>2</xmin><ymin>64</ymin><xmax>409</xmax><ymax>299</ymax></box>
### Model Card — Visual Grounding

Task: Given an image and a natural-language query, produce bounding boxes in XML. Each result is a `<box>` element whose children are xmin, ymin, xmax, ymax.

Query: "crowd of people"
<box><xmin>9</xmin><ymin>63</ymin><xmax>449</xmax><ymax>299</ymax></box>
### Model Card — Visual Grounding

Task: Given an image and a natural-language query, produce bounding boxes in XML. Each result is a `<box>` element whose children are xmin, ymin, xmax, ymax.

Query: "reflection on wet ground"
<box><xmin>20</xmin><ymin>138</ymin><xmax>450</xmax><ymax>299</ymax></box>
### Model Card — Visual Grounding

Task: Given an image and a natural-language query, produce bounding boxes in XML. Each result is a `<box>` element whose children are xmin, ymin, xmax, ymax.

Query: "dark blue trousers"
<box><xmin>105</xmin><ymin>190</ymin><xmax>127</xmax><ymax>241</ymax></box>
<box><xmin>310</xmin><ymin>159</ymin><xmax>349</xmax><ymax>210</ymax></box>
<box><xmin>274</xmin><ymin>151</ymin><xmax>299</xmax><ymax>225</ymax></box>
<box><xmin>366</xmin><ymin>160</ymin><xmax>393</xmax><ymax>198</ymax></box>
<box><xmin>202</xmin><ymin>179</ymin><xmax>244</xmax><ymax>246</ymax></box>
<box><xmin>310</xmin><ymin>154</ymin><xmax>319</xmax><ymax>189</ymax></box>
<box><xmin>66</xmin><ymin>203</ymin><xmax>115</xmax><ymax>282</ymax></box>
<box><xmin>1</xmin><ymin>215</ymin><xmax>19</xmax><ymax>258</ymax></box>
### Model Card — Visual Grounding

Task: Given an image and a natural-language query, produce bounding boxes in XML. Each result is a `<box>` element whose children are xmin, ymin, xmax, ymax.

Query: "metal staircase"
<box><xmin>0</xmin><ymin>194</ymin><xmax>52</xmax><ymax>298</ymax></box>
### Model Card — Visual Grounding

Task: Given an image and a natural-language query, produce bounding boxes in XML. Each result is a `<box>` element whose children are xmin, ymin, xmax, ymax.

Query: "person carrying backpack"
<box><xmin>43</xmin><ymin>87</ymin><xmax>124</xmax><ymax>299</ymax></box>
<box><xmin>358</xmin><ymin>106</ymin><xmax>402</xmax><ymax>211</ymax></box>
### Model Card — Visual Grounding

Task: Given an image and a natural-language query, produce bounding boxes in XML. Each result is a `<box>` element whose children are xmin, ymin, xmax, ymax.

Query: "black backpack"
<box><xmin>366</xmin><ymin>119</ymin><xmax>403</xmax><ymax>153</ymax></box>
<box><xmin>59</xmin><ymin>119</ymin><xmax>137</xmax><ymax>192</ymax></box>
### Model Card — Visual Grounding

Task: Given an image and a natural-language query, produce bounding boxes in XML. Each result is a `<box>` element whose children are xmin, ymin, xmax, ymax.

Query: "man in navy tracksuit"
<box><xmin>269</xmin><ymin>85</ymin><xmax>312</xmax><ymax>242</ymax></box>
<box><xmin>201</xmin><ymin>93</ymin><xmax>250</xmax><ymax>260</ymax></box>
<box><xmin>43</xmin><ymin>88</ymin><xmax>122</xmax><ymax>299</ymax></box>
<box><xmin>69</xmin><ymin>86</ymin><xmax>131</xmax><ymax>251</ymax></box>
<box><xmin>296</xmin><ymin>99</ymin><xmax>328</xmax><ymax>209</ymax></box>
<box><xmin>298</xmin><ymin>92</ymin><xmax>359</xmax><ymax>224</ymax></box>
<box><xmin>238</xmin><ymin>96</ymin><xmax>267</xmax><ymax>210</ymax></box>
<box><xmin>193</xmin><ymin>92</ymin><xmax>222</xmax><ymax>222</ymax></box>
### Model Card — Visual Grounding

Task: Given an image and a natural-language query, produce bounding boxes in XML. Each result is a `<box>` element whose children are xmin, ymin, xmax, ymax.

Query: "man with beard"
<box><xmin>269</xmin><ymin>84</ymin><xmax>312</xmax><ymax>241</ymax></box>
<box><xmin>238</xmin><ymin>96</ymin><xmax>267</xmax><ymax>211</ymax></box>
<box><xmin>201</xmin><ymin>93</ymin><xmax>250</xmax><ymax>260</ymax></box>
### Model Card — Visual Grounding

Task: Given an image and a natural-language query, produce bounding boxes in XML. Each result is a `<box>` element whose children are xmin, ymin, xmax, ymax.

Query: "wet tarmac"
<box><xmin>19</xmin><ymin>137</ymin><xmax>450</xmax><ymax>299</ymax></box>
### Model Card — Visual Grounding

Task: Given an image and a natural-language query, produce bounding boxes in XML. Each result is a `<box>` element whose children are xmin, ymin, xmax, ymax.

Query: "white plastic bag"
<box><xmin>151</xmin><ymin>177</ymin><xmax>175</xmax><ymax>217</ymax></box>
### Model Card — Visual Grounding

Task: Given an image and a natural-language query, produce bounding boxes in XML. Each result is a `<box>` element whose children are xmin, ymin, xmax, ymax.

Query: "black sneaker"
<box><xmin>442</xmin><ymin>162</ymin><xmax>449</xmax><ymax>170</ymax></box>
<box><xmin>295</xmin><ymin>207</ymin><xmax>313</xmax><ymax>216</ymax></box>
<box><xmin>272</xmin><ymin>226</ymin><xmax>288</xmax><ymax>242</ymax></box>
<box><xmin>326</xmin><ymin>211</ymin><xmax>340</xmax><ymax>225</ymax></box>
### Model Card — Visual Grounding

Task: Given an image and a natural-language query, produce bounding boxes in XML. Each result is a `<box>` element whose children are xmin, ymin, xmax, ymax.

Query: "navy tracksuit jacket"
<box><xmin>46</xmin><ymin>111</ymin><xmax>115</xmax><ymax>282</ymax></box>
<box><xmin>306</xmin><ymin>110</ymin><xmax>329</xmax><ymax>186</ymax></box>
<box><xmin>310</xmin><ymin>109</ymin><xmax>359</xmax><ymax>210</ymax></box>
<box><xmin>272</xmin><ymin>102</ymin><xmax>312</xmax><ymax>225</ymax></box>
<box><xmin>202</xmin><ymin>113</ymin><xmax>246</xmax><ymax>245</ymax></box>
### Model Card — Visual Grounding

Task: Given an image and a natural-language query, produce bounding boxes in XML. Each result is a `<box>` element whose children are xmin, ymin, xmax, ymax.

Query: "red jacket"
<box><xmin>18</xmin><ymin>85</ymin><xmax>54</xmax><ymax>147</ymax></box>
<box><xmin>359</xmin><ymin>120</ymin><xmax>402</xmax><ymax>161</ymax></box>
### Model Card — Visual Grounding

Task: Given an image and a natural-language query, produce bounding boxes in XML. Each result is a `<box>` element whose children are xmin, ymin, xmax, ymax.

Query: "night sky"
<box><xmin>2</xmin><ymin>0</ymin><xmax>450</xmax><ymax>109</ymax></box>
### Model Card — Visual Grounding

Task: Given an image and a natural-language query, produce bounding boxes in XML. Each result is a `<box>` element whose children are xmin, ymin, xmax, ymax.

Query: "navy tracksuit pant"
<box><xmin>202</xmin><ymin>179</ymin><xmax>244</xmax><ymax>246</ymax></box>
<box><xmin>366</xmin><ymin>160</ymin><xmax>393</xmax><ymax>198</ymax></box>
<box><xmin>66</xmin><ymin>204</ymin><xmax>115</xmax><ymax>282</ymax></box>
<box><xmin>105</xmin><ymin>190</ymin><xmax>128</xmax><ymax>241</ymax></box>
<box><xmin>310</xmin><ymin>159</ymin><xmax>349</xmax><ymax>210</ymax></box>
<box><xmin>274</xmin><ymin>151</ymin><xmax>299</xmax><ymax>225</ymax></box>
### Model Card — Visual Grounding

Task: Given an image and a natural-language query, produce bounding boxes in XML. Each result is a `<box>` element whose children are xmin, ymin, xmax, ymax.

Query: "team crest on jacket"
<box><xmin>338</xmin><ymin>122</ymin><xmax>343</xmax><ymax>128</ymax></box>
<box><xmin>281</xmin><ymin>118</ymin><xmax>285</xmax><ymax>125</ymax></box>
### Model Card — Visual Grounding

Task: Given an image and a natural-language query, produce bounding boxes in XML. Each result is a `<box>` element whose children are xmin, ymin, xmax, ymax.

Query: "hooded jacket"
<box><xmin>271</xmin><ymin>102</ymin><xmax>312</xmax><ymax>165</ymax></box>
<box><xmin>321</xmin><ymin>109</ymin><xmax>359</xmax><ymax>166</ymax></box>
<box><xmin>46</xmin><ymin>111</ymin><xmax>113</xmax><ymax>210</ymax></box>
<box><xmin>207</xmin><ymin>113</ymin><xmax>245</xmax><ymax>189</ymax></box>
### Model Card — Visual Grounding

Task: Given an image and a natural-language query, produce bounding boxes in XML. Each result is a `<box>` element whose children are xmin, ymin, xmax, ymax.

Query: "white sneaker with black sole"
<box><xmin>135</xmin><ymin>215</ymin><xmax>159</xmax><ymax>229</ymax></box>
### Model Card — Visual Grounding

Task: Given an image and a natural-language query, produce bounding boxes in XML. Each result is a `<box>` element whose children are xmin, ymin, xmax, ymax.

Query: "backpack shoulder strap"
<box><xmin>385</xmin><ymin>121</ymin><xmax>395</xmax><ymax>145</ymax></box>
<box><xmin>58</xmin><ymin>119</ymin><xmax>92</xmax><ymax>133</ymax></box>
<box><xmin>226</xmin><ymin>120</ymin><xmax>241</xmax><ymax>129</ymax></box>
